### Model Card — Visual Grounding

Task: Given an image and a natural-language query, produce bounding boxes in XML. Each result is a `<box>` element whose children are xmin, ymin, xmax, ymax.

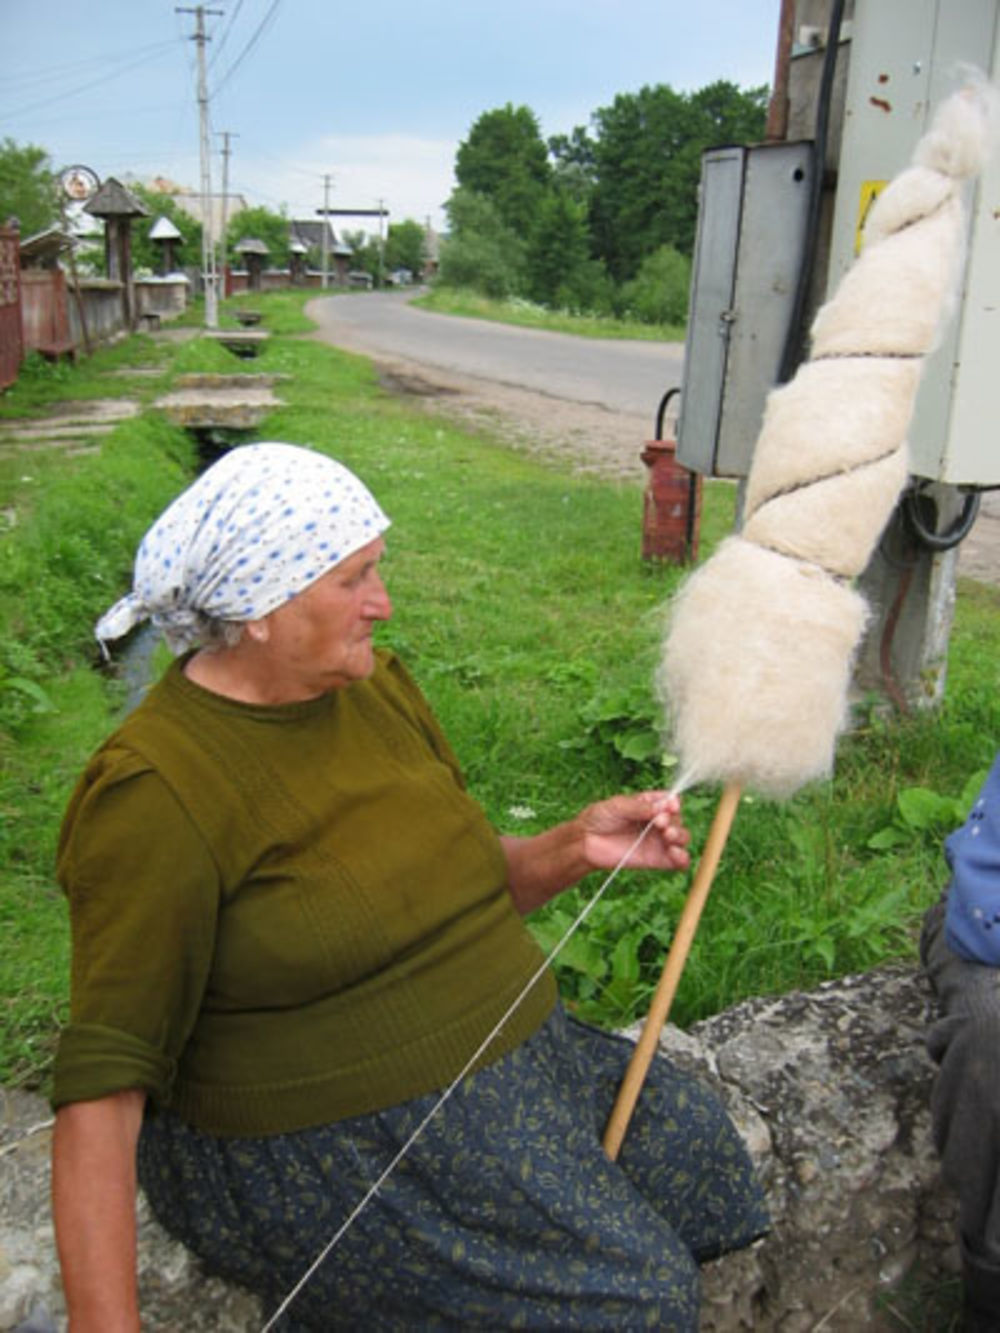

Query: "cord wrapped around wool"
<box><xmin>603</xmin><ymin>79</ymin><xmax>998</xmax><ymax>1162</ymax></box>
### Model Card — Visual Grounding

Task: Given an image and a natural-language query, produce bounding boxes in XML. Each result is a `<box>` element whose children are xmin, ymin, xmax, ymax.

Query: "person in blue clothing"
<box><xmin>921</xmin><ymin>752</ymin><xmax>1000</xmax><ymax>1333</ymax></box>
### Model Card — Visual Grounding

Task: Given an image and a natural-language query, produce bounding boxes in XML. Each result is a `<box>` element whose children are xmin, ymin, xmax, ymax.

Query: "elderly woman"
<box><xmin>51</xmin><ymin>443</ymin><xmax>766</xmax><ymax>1331</ymax></box>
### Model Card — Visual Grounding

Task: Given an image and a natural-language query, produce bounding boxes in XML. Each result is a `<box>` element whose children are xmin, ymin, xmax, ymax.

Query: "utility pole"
<box><xmin>177</xmin><ymin>4</ymin><xmax>223</xmax><ymax>328</ymax></box>
<box><xmin>376</xmin><ymin>197</ymin><xmax>385</xmax><ymax>288</ymax></box>
<box><xmin>217</xmin><ymin>130</ymin><xmax>238</xmax><ymax>301</ymax></box>
<box><xmin>321</xmin><ymin>174</ymin><xmax>332</xmax><ymax>289</ymax></box>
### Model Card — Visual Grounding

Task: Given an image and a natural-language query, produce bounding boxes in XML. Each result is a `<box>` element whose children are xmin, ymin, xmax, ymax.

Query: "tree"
<box><xmin>342</xmin><ymin>228</ymin><xmax>381</xmax><ymax>282</ymax></box>
<box><xmin>455</xmin><ymin>104</ymin><xmax>551</xmax><ymax>230</ymax></box>
<box><xmin>225</xmin><ymin>204</ymin><xmax>290</xmax><ymax>269</ymax></box>
<box><xmin>438</xmin><ymin>188</ymin><xmax>525</xmax><ymax>299</ymax></box>
<box><xmin>524</xmin><ymin>190</ymin><xmax>592</xmax><ymax>308</ymax></box>
<box><xmin>620</xmin><ymin>244</ymin><xmax>692</xmax><ymax>326</ymax></box>
<box><xmin>584</xmin><ymin>80</ymin><xmax>768</xmax><ymax>280</ymax></box>
<box><xmin>547</xmin><ymin>127</ymin><xmax>597</xmax><ymax>207</ymax></box>
<box><xmin>0</xmin><ymin>138</ymin><xmax>59</xmax><ymax>237</ymax></box>
<box><xmin>384</xmin><ymin>219</ymin><xmax>426</xmax><ymax>277</ymax></box>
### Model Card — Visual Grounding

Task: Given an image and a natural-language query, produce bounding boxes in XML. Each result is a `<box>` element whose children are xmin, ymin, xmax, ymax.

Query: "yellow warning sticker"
<box><xmin>856</xmin><ymin>180</ymin><xmax>888</xmax><ymax>253</ymax></box>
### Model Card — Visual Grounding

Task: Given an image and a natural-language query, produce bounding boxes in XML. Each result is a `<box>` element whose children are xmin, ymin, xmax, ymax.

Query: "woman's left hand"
<box><xmin>578</xmin><ymin>791</ymin><xmax>690</xmax><ymax>873</ymax></box>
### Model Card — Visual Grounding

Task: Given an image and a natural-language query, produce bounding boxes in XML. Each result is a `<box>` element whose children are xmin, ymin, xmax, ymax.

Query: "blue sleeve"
<box><xmin>944</xmin><ymin>753</ymin><xmax>1000</xmax><ymax>965</ymax></box>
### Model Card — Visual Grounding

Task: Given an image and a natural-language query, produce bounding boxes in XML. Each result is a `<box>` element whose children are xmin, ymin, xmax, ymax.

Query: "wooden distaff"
<box><xmin>602</xmin><ymin>782</ymin><xmax>740</xmax><ymax>1160</ymax></box>
<box><xmin>602</xmin><ymin>80</ymin><xmax>996</xmax><ymax>1160</ymax></box>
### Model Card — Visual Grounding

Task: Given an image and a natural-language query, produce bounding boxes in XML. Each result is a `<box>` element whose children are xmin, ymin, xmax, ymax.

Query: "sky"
<box><xmin>0</xmin><ymin>0</ymin><xmax>781</xmax><ymax>240</ymax></box>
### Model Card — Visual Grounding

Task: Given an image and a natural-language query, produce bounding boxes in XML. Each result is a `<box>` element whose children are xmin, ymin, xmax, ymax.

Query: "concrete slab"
<box><xmin>154</xmin><ymin>382</ymin><xmax>282</xmax><ymax>430</ymax></box>
<box><xmin>0</xmin><ymin>399</ymin><xmax>141</xmax><ymax>454</ymax></box>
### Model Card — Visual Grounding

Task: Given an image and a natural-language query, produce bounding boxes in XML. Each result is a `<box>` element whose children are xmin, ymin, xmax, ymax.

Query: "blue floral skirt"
<box><xmin>138</xmin><ymin>1005</ymin><xmax>767</xmax><ymax>1330</ymax></box>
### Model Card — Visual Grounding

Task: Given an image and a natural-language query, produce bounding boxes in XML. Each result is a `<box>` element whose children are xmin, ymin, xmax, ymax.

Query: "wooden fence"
<box><xmin>0</xmin><ymin>226</ymin><xmax>23</xmax><ymax>391</ymax></box>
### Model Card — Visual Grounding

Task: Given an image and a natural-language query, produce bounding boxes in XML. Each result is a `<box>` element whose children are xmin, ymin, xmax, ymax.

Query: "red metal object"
<box><xmin>0</xmin><ymin>224</ymin><xmax>24</xmax><ymax>390</ymax></box>
<box><xmin>641</xmin><ymin>389</ymin><xmax>702</xmax><ymax>564</ymax></box>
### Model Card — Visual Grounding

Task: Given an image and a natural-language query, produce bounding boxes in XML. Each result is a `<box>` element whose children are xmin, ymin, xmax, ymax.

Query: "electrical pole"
<box><xmin>217</xmin><ymin>130</ymin><xmax>238</xmax><ymax>300</ymax></box>
<box><xmin>177</xmin><ymin>4</ymin><xmax>223</xmax><ymax>328</ymax></box>
<box><xmin>377</xmin><ymin>197</ymin><xmax>385</xmax><ymax>288</ymax></box>
<box><xmin>322</xmin><ymin>174</ymin><xmax>332</xmax><ymax>289</ymax></box>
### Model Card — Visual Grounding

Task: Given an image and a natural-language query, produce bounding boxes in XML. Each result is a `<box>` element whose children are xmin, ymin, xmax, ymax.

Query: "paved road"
<box><xmin>307</xmin><ymin>291</ymin><xmax>685</xmax><ymax>419</ymax></box>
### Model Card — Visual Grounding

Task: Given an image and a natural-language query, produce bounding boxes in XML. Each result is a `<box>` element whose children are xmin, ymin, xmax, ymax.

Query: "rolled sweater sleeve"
<box><xmin>944</xmin><ymin>754</ymin><xmax>1000</xmax><ymax>966</ymax></box>
<box><xmin>52</xmin><ymin>746</ymin><xmax>220</xmax><ymax>1109</ymax></box>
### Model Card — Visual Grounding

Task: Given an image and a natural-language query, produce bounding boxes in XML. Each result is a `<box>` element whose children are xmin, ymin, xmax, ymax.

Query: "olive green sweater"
<box><xmin>52</xmin><ymin>651</ymin><xmax>556</xmax><ymax>1135</ymax></box>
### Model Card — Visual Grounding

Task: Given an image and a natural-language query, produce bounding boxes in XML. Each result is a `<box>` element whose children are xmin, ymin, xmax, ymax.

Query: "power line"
<box><xmin>208</xmin><ymin>0</ymin><xmax>246</xmax><ymax>71</ymax></box>
<box><xmin>211</xmin><ymin>0</ymin><xmax>284</xmax><ymax>96</ymax></box>
<box><xmin>0</xmin><ymin>40</ymin><xmax>178</xmax><ymax>94</ymax></box>
<box><xmin>0</xmin><ymin>41</ymin><xmax>179</xmax><ymax>121</ymax></box>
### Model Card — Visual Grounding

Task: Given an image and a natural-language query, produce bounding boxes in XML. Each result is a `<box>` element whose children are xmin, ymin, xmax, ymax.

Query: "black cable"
<box><xmin>654</xmin><ymin>387</ymin><xmax>681</xmax><ymax>441</ymax></box>
<box><xmin>212</xmin><ymin>0</ymin><xmax>284</xmax><ymax>96</ymax></box>
<box><xmin>902</xmin><ymin>483</ymin><xmax>982</xmax><ymax>552</ymax></box>
<box><xmin>776</xmin><ymin>0</ymin><xmax>847</xmax><ymax>385</ymax></box>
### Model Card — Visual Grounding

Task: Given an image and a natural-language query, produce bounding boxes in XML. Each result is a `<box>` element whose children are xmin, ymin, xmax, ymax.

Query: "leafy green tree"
<box><xmin>524</xmin><ymin>190</ymin><xmax>592</xmax><ymax>308</ymax></box>
<box><xmin>384</xmin><ymin>219</ymin><xmax>426</xmax><ymax>277</ymax></box>
<box><xmin>620</xmin><ymin>244</ymin><xmax>692</xmax><ymax>325</ymax></box>
<box><xmin>455</xmin><ymin>104</ymin><xmax>551</xmax><ymax>230</ymax></box>
<box><xmin>341</xmin><ymin>228</ymin><xmax>381</xmax><ymax>282</ymax></box>
<box><xmin>547</xmin><ymin>127</ymin><xmax>597</xmax><ymax>207</ymax></box>
<box><xmin>584</xmin><ymin>80</ymin><xmax>768</xmax><ymax>279</ymax></box>
<box><xmin>0</xmin><ymin>138</ymin><xmax>59</xmax><ymax>237</ymax></box>
<box><xmin>438</xmin><ymin>188</ymin><xmax>525</xmax><ymax>299</ymax></box>
<box><xmin>225</xmin><ymin>204</ymin><xmax>291</xmax><ymax>269</ymax></box>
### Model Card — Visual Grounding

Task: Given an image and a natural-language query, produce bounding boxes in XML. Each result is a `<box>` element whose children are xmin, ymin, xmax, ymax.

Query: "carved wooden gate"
<box><xmin>0</xmin><ymin>225</ymin><xmax>23</xmax><ymax>390</ymax></box>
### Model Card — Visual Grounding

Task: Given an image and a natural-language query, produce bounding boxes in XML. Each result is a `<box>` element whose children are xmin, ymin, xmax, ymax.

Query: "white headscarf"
<box><xmin>96</xmin><ymin>442</ymin><xmax>390</xmax><ymax>654</ymax></box>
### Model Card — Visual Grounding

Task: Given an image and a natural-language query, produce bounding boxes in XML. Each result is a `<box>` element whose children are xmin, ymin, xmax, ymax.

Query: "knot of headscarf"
<box><xmin>96</xmin><ymin>442</ymin><xmax>390</xmax><ymax>655</ymax></box>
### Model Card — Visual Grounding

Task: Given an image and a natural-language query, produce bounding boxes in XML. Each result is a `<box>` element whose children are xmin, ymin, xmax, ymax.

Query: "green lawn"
<box><xmin>2</xmin><ymin>288</ymin><xmax>997</xmax><ymax>1090</ymax></box>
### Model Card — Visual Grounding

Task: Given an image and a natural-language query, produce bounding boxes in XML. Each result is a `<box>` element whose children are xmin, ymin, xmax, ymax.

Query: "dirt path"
<box><xmin>371</xmin><ymin>353</ymin><xmax>656</xmax><ymax>482</ymax></box>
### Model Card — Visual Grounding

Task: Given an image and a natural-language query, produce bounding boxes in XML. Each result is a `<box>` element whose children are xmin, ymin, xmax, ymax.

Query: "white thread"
<box><xmin>260</xmin><ymin>814</ymin><xmax>663</xmax><ymax>1331</ymax></box>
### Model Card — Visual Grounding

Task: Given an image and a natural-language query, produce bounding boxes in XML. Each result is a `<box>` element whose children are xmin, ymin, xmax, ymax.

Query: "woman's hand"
<box><xmin>577</xmin><ymin>790</ymin><xmax>690</xmax><ymax>874</ymax></box>
<box><xmin>500</xmin><ymin>789</ymin><xmax>689</xmax><ymax>915</ymax></box>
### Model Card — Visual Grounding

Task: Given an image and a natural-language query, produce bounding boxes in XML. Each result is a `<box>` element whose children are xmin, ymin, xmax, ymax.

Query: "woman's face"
<box><xmin>251</xmin><ymin>536</ymin><xmax>392</xmax><ymax>699</ymax></box>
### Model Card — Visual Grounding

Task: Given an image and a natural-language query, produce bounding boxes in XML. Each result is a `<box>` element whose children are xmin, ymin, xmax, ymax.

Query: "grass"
<box><xmin>1</xmin><ymin>287</ymin><xmax>998</xmax><ymax>1090</ymax></box>
<box><xmin>412</xmin><ymin>285</ymin><xmax>686</xmax><ymax>343</ymax></box>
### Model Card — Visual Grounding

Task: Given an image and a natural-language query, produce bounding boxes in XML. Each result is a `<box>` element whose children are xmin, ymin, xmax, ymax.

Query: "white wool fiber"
<box><xmin>659</xmin><ymin>539</ymin><xmax>867</xmax><ymax>798</ymax></box>
<box><xmin>659</xmin><ymin>79</ymin><xmax>996</xmax><ymax>798</ymax></box>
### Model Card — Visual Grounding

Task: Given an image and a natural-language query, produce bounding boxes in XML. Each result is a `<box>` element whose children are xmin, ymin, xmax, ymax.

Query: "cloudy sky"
<box><xmin>1</xmin><ymin>0</ymin><xmax>780</xmax><ymax>236</ymax></box>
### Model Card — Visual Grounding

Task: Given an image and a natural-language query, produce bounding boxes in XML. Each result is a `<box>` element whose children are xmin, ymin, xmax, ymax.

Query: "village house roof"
<box><xmin>290</xmin><ymin>219</ymin><xmax>352</xmax><ymax>257</ymax></box>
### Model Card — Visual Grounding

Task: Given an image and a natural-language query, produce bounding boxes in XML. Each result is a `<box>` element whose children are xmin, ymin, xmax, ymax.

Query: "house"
<box><xmin>136</xmin><ymin>177</ymin><xmax>249</xmax><ymax>238</ymax></box>
<box><xmin>289</xmin><ymin>220</ymin><xmax>352</xmax><ymax>285</ymax></box>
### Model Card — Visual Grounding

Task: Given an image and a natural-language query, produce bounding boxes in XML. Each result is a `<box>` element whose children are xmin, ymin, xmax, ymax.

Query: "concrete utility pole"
<box><xmin>217</xmin><ymin>129</ymin><xmax>238</xmax><ymax>298</ymax></box>
<box><xmin>177</xmin><ymin>4</ymin><xmax>223</xmax><ymax>328</ymax></box>
<box><xmin>377</xmin><ymin>197</ymin><xmax>386</xmax><ymax>286</ymax></box>
<box><xmin>321</xmin><ymin>174</ymin><xmax>332</xmax><ymax>289</ymax></box>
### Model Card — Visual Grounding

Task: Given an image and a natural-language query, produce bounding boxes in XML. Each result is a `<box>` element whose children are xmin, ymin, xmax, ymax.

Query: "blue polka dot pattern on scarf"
<box><xmin>95</xmin><ymin>443</ymin><xmax>390</xmax><ymax>654</ymax></box>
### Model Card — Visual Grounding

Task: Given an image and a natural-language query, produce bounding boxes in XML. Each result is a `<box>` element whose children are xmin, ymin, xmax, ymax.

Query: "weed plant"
<box><xmin>1</xmin><ymin>289</ymin><xmax>997</xmax><ymax>1089</ymax></box>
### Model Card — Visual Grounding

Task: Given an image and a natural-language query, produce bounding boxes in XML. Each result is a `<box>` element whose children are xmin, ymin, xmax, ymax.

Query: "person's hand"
<box><xmin>578</xmin><ymin>791</ymin><xmax>690</xmax><ymax>874</ymax></box>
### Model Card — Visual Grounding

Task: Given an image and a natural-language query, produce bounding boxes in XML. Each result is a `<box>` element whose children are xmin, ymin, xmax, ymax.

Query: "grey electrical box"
<box><xmin>677</xmin><ymin>140</ymin><xmax>814</xmax><ymax>478</ymax></box>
